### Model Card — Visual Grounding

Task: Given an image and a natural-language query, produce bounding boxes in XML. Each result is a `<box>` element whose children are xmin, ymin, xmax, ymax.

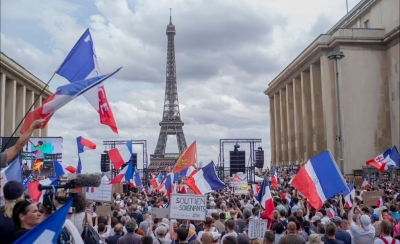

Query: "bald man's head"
<box><xmin>114</xmin><ymin>223</ymin><xmax>124</xmax><ymax>235</ymax></box>
<box><xmin>201</xmin><ymin>232</ymin><xmax>213</xmax><ymax>244</ymax></box>
<box><xmin>287</xmin><ymin>222</ymin><xmax>297</xmax><ymax>234</ymax></box>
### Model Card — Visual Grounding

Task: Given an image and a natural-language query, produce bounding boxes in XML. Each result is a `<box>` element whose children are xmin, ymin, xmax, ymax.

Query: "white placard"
<box><xmin>169</xmin><ymin>194</ymin><xmax>207</xmax><ymax>221</ymax></box>
<box><xmin>85</xmin><ymin>183</ymin><xmax>113</xmax><ymax>202</ymax></box>
<box><xmin>248</xmin><ymin>219</ymin><xmax>268</xmax><ymax>240</ymax></box>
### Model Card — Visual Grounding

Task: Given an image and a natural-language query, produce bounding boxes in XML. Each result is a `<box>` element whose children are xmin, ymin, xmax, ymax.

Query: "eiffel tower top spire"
<box><xmin>167</xmin><ymin>8</ymin><xmax>175</xmax><ymax>35</ymax></box>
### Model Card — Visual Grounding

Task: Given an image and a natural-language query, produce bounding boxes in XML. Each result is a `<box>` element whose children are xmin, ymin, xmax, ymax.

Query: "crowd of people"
<box><xmin>1</xmin><ymin>164</ymin><xmax>400</xmax><ymax>244</ymax></box>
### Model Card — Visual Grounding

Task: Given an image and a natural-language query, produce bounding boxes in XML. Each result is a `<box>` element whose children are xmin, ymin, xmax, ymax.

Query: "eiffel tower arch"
<box><xmin>149</xmin><ymin>10</ymin><xmax>187</xmax><ymax>170</ymax></box>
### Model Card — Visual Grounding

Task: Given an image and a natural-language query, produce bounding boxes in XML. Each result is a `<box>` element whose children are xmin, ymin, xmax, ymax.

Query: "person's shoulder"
<box><xmin>373</xmin><ymin>237</ymin><xmax>386</xmax><ymax>244</ymax></box>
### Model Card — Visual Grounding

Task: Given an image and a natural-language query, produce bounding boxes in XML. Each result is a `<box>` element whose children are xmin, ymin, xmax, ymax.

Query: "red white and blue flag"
<box><xmin>86</xmin><ymin>187</ymin><xmax>95</xmax><ymax>193</ymax></box>
<box><xmin>342</xmin><ymin>183</ymin><xmax>355</xmax><ymax>209</ymax></box>
<box><xmin>256</xmin><ymin>178</ymin><xmax>274</xmax><ymax>218</ymax></box>
<box><xmin>366</xmin><ymin>148</ymin><xmax>395</xmax><ymax>173</ymax></box>
<box><xmin>109</xmin><ymin>162</ymin><xmax>132</xmax><ymax>185</ymax></box>
<box><xmin>0</xmin><ymin>157</ymin><xmax>22</xmax><ymax>197</ymax></box>
<box><xmin>20</xmin><ymin>68</ymin><xmax>121</xmax><ymax>134</ymax></box>
<box><xmin>53</xmin><ymin>161</ymin><xmax>77</xmax><ymax>177</ymax></box>
<box><xmin>271</xmin><ymin>169</ymin><xmax>278</xmax><ymax>189</ymax></box>
<box><xmin>56</xmin><ymin>29</ymin><xmax>119</xmax><ymax>134</ymax></box>
<box><xmin>291</xmin><ymin>150</ymin><xmax>347</xmax><ymax>210</ymax></box>
<box><xmin>362</xmin><ymin>177</ymin><xmax>370</xmax><ymax>189</ymax></box>
<box><xmin>327</xmin><ymin>208</ymin><xmax>335</xmax><ymax>218</ymax></box>
<box><xmin>108</xmin><ymin>141</ymin><xmax>133</xmax><ymax>170</ymax></box>
<box><xmin>76</xmin><ymin>136</ymin><xmax>96</xmax><ymax>173</ymax></box>
<box><xmin>129</xmin><ymin>168</ymin><xmax>142</xmax><ymax>188</ymax></box>
<box><xmin>377</xmin><ymin>197</ymin><xmax>384</xmax><ymax>207</ymax></box>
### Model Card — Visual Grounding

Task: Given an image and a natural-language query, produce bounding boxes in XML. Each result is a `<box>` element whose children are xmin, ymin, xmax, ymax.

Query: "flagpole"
<box><xmin>1</xmin><ymin>72</ymin><xmax>57</xmax><ymax>151</ymax></box>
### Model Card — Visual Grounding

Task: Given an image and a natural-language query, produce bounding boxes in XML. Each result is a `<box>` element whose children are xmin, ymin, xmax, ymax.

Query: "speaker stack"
<box><xmin>100</xmin><ymin>153</ymin><xmax>110</xmax><ymax>172</ymax></box>
<box><xmin>230</xmin><ymin>144</ymin><xmax>245</xmax><ymax>176</ymax></box>
<box><xmin>255</xmin><ymin>147</ymin><xmax>264</xmax><ymax>168</ymax></box>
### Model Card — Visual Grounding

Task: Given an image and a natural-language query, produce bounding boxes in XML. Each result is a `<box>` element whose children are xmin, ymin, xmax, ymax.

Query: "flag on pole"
<box><xmin>366</xmin><ymin>148</ymin><xmax>393</xmax><ymax>172</ymax></box>
<box><xmin>256</xmin><ymin>178</ymin><xmax>274</xmax><ymax>218</ymax></box>
<box><xmin>76</xmin><ymin>136</ymin><xmax>96</xmax><ymax>173</ymax></box>
<box><xmin>172</xmin><ymin>141</ymin><xmax>197</xmax><ymax>174</ymax></box>
<box><xmin>108</xmin><ymin>141</ymin><xmax>133</xmax><ymax>170</ymax></box>
<box><xmin>56</xmin><ymin>29</ymin><xmax>119</xmax><ymax>134</ymax></box>
<box><xmin>184</xmin><ymin>162</ymin><xmax>225</xmax><ymax>195</ymax></box>
<box><xmin>20</xmin><ymin>68</ymin><xmax>122</xmax><ymax>134</ymax></box>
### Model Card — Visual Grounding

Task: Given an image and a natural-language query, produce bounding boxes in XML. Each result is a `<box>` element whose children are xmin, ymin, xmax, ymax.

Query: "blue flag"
<box><xmin>1</xmin><ymin>157</ymin><xmax>22</xmax><ymax>195</ymax></box>
<box><xmin>14</xmin><ymin>199</ymin><xmax>73</xmax><ymax>244</ymax></box>
<box><xmin>23</xmin><ymin>175</ymin><xmax>32</xmax><ymax>190</ymax></box>
<box><xmin>56</xmin><ymin>29</ymin><xmax>97</xmax><ymax>82</ymax></box>
<box><xmin>389</xmin><ymin>146</ymin><xmax>400</xmax><ymax>167</ymax></box>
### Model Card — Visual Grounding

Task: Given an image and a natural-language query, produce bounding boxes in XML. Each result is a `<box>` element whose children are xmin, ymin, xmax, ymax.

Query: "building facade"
<box><xmin>0</xmin><ymin>52</ymin><xmax>52</xmax><ymax>137</ymax></box>
<box><xmin>265</xmin><ymin>0</ymin><xmax>399</xmax><ymax>174</ymax></box>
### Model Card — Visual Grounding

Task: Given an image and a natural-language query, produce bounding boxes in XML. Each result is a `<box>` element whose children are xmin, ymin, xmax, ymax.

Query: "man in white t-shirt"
<box><xmin>373</xmin><ymin>220</ymin><xmax>400</xmax><ymax>244</ymax></box>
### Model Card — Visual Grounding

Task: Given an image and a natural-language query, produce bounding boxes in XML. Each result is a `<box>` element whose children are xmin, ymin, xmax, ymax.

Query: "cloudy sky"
<box><xmin>1</xmin><ymin>0</ymin><xmax>361</xmax><ymax>173</ymax></box>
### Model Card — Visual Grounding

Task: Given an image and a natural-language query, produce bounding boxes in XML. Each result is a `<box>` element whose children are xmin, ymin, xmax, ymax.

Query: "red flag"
<box><xmin>98</xmin><ymin>86</ymin><xmax>118</xmax><ymax>134</ymax></box>
<box><xmin>181</xmin><ymin>186</ymin><xmax>187</xmax><ymax>194</ymax></box>
<box><xmin>184</xmin><ymin>177</ymin><xmax>202</xmax><ymax>195</ymax></box>
<box><xmin>27</xmin><ymin>181</ymin><xmax>41</xmax><ymax>202</ymax></box>
<box><xmin>172</xmin><ymin>141</ymin><xmax>197</xmax><ymax>174</ymax></box>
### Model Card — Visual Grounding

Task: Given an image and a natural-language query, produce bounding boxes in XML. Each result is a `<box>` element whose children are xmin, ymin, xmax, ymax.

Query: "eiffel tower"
<box><xmin>149</xmin><ymin>10</ymin><xmax>188</xmax><ymax>170</ymax></box>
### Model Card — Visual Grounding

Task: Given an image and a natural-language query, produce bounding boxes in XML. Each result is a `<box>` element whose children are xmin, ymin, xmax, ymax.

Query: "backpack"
<box><xmin>57</xmin><ymin>227</ymin><xmax>71</xmax><ymax>244</ymax></box>
<box><xmin>81</xmin><ymin>212</ymin><xmax>100</xmax><ymax>244</ymax></box>
<box><xmin>378</xmin><ymin>237</ymin><xmax>397</xmax><ymax>244</ymax></box>
<box><xmin>279</xmin><ymin>219</ymin><xmax>288</xmax><ymax>230</ymax></box>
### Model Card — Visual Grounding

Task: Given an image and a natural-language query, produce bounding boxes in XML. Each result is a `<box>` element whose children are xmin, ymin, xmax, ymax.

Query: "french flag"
<box><xmin>256</xmin><ymin>178</ymin><xmax>274</xmax><ymax>218</ymax></box>
<box><xmin>28</xmin><ymin>177</ymin><xmax>57</xmax><ymax>203</ymax></box>
<box><xmin>0</xmin><ymin>157</ymin><xmax>22</xmax><ymax>197</ymax></box>
<box><xmin>129</xmin><ymin>168</ymin><xmax>142</xmax><ymax>188</ymax></box>
<box><xmin>362</xmin><ymin>178</ymin><xmax>371</xmax><ymax>189</ymax></box>
<box><xmin>342</xmin><ymin>183</ymin><xmax>355</xmax><ymax>209</ymax></box>
<box><xmin>271</xmin><ymin>169</ymin><xmax>278</xmax><ymax>189</ymax></box>
<box><xmin>109</xmin><ymin>162</ymin><xmax>132</xmax><ymax>185</ymax></box>
<box><xmin>327</xmin><ymin>208</ymin><xmax>335</xmax><ymax>218</ymax></box>
<box><xmin>150</xmin><ymin>173</ymin><xmax>163</xmax><ymax>188</ymax></box>
<box><xmin>53</xmin><ymin>161</ymin><xmax>77</xmax><ymax>177</ymax></box>
<box><xmin>366</xmin><ymin>148</ymin><xmax>393</xmax><ymax>173</ymax></box>
<box><xmin>291</xmin><ymin>150</ymin><xmax>347</xmax><ymax>210</ymax></box>
<box><xmin>179</xmin><ymin>166</ymin><xmax>198</xmax><ymax>177</ymax></box>
<box><xmin>20</xmin><ymin>68</ymin><xmax>122</xmax><ymax>134</ymax></box>
<box><xmin>108</xmin><ymin>141</ymin><xmax>133</xmax><ymax>170</ymax></box>
<box><xmin>185</xmin><ymin>162</ymin><xmax>226</xmax><ymax>195</ymax></box>
<box><xmin>86</xmin><ymin>187</ymin><xmax>95</xmax><ymax>193</ymax></box>
<box><xmin>56</xmin><ymin>29</ymin><xmax>119</xmax><ymax>134</ymax></box>
<box><xmin>252</xmin><ymin>184</ymin><xmax>261</xmax><ymax>195</ymax></box>
<box><xmin>77</xmin><ymin>136</ymin><xmax>97</xmax><ymax>153</ymax></box>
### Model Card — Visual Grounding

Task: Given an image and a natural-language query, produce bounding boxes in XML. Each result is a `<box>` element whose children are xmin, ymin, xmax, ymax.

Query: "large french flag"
<box><xmin>108</xmin><ymin>141</ymin><xmax>133</xmax><ymax>170</ymax></box>
<box><xmin>256</xmin><ymin>178</ymin><xmax>274</xmax><ymax>218</ymax></box>
<box><xmin>109</xmin><ymin>162</ymin><xmax>132</xmax><ymax>185</ymax></box>
<box><xmin>56</xmin><ymin>29</ymin><xmax>119</xmax><ymax>134</ymax></box>
<box><xmin>184</xmin><ymin>162</ymin><xmax>226</xmax><ymax>195</ymax></box>
<box><xmin>53</xmin><ymin>161</ymin><xmax>77</xmax><ymax>177</ymax></box>
<box><xmin>20</xmin><ymin>68</ymin><xmax>122</xmax><ymax>134</ymax></box>
<box><xmin>342</xmin><ymin>183</ymin><xmax>355</xmax><ymax>209</ymax></box>
<box><xmin>366</xmin><ymin>148</ymin><xmax>392</xmax><ymax>173</ymax></box>
<box><xmin>0</xmin><ymin>157</ymin><xmax>22</xmax><ymax>197</ymax></box>
<box><xmin>291</xmin><ymin>150</ymin><xmax>347</xmax><ymax>210</ymax></box>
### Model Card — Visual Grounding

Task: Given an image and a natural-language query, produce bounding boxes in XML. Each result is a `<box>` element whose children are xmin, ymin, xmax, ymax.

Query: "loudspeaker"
<box><xmin>101</xmin><ymin>153</ymin><xmax>110</xmax><ymax>172</ymax></box>
<box><xmin>230</xmin><ymin>150</ymin><xmax>245</xmax><ymax>176</ymax></box>
<box><xmin>123</xmin><ymin>184</ymin><xmax>129</xmax><ymax>193</ymax></box>
<box><xmin>255</xmin><ymin>147</ymin><xmax>264</xmax><ymax>168</ymax></box>
<box><xmin>132</xmin><ymin>153</ymin><xmax>137</xmax><ymax>168</ymax></box>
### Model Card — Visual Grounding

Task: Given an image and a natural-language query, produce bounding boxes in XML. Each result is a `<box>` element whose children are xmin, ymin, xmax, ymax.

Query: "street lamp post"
<box><xmin>328</xmin><ymin>50</ymin><xmax>345</xmax><ymax>174</ymax></box>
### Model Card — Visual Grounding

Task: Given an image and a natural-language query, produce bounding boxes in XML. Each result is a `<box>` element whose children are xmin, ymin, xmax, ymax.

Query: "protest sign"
<box><xmin>248</xmin><ymin>219</ymin><xmax>268</xmax><ymax>240</ymax></box>
<box><xmin>96</xmin><ymin>205</ymin><xmax>111</xmax><ymax>216</ymax></box>
<box><xmin>363</xmin><ymin>190</ymin><xmax>384</xmax><ymax>206</ymax></box>
<box><xmin>152</xmin><ymin>207</ymin><xmax>170</xmax><ymax>218</ymax></box>
<box><xmin>85</xmin><ymin>183</ymin><xmax>113</xmax><ymax>202</ymax></box>
<box><xmin>169</xmin><ymin>194</ymin><xmax>207</xmax><ymax>221</ymax></box>
<box><xmin>232</xmin><ymin>172</ymin><xmax>249</xmax><ymax>194</ymax></box>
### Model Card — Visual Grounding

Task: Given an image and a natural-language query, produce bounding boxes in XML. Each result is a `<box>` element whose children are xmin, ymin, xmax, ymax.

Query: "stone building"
<box><xmin>265</xmin><ymin>0</ymin><xmax>399</xmax><ymax>174</ymax></box>
<box><xmin>0</xmin><ymin>52</ymin><xmax>52</xmax><ymax>137</ymax></box>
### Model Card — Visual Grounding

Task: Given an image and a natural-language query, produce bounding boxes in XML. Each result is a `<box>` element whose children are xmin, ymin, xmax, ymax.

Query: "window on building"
<box><xmin>364</xmin><ymin>20</ymin><xmax>370</xmax><ymax>28</ymax></box>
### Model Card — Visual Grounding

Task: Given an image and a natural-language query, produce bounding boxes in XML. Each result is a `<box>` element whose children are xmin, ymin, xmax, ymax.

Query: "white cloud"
<box><xmin>1</xmin><ymin>0</ymin><xmax>362</xmax><ymax>173</ymax></box>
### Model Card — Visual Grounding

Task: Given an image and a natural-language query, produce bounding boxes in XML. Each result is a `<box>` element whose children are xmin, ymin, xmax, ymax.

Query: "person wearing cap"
<box><xmin>348</xmin><ymin>204</ymin><xmax>375</xmax><ymax>244</ymax></box>
<box><xmin>117</xmin><ymin>218</ymin><xmax>141</xmax><ymax>244</ymax></box>
<box><xmin>307</xmin><ymin>234</ymin><xmax>324</xmax><ymax>244</ymax></box>
<box><xmin>0</xmin><ymin>181</ymin><xmax>26</xmax><ymax>244</ymax></box>
<box><xmin>0</xmin><ymin>119</ymin><xmax>45</xmax><ymax>168</ymax></box>
<box><xmin>324</xmin><ymin>216</ymin><xmax>351</xmax><ymax>244</ymax></box>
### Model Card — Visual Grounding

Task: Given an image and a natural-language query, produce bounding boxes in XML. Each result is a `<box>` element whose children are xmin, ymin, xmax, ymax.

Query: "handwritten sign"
<box><xmin>363</xmin><ymin>190</ymin><xmax>384</xmax><ymax>206</ymax></box>
<box><xmin>232</xmin><ymin>172</ymin><xmax>249</xmax><ymax>194</ymax></box>
<box><xmin>248</xmin><ymin>219</ymin><xmax>268</xmax><ymax>240</ymax></box>
<box><xmin>85</xmin><ymin>183</ymin><xmax>113</xmax><ymax>202</ymax></box>
<box><xmin>169</xmin><ymin>194</ymin><xmax>207</xmax><ymax>221</ymax></box>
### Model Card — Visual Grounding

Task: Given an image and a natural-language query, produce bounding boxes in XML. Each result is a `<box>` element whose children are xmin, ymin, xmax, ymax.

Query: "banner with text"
<box><xmin>170</xmin><ymin>194</ymin><xmax>207</xmax><ymax>221</ymax></box>
<box><xmin>232</xmin><ymin>172</ymin><xmax>249</xmax><ymax>194</ymax></box>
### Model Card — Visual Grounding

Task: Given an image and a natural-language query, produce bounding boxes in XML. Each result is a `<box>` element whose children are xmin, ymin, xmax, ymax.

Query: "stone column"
<box><xmin>293</xmin><ymin>77</ymin><xmax>304</xmax><ymax>161</ymax></box>
<box><xmin>310</xmin><ymin>62</ymin><xmax>326</xmax><ymax>155</ymax></box>
<box><xmin>41</xmin><ymin>97</ymin><xmax>48</xmax><ymax>136</ymax></box>
<box><xmin>35</xmin><ymin>95</ymin><xmax>43</xmax><ymax>137</ymax></box>
<box><xmin>25</xmin><ymin>90</ymin><xmax>35</xmax><ymax>135</ymax></box>
<box><xmin>280</xmin><ymin>88</ymin><xmax>288</xmax><ymax>165</ymax></box>
<box><xmin>320</xmin><ymin>54</ymin><xmax>338</xmax><ymax>160</ymax></box>
<box><xmin>301</xmin><ymin>70</ymin><xmax>313</xmax><ymax>160</ymax></box>
<box><xmin>0</xmin><ymin>74</ymin><xmax>5</xmax><ymax>136</ymax></box>
<box><xmin>15</xmin><ymin>85</ymin><xmax>26</xmax><ymax>136</ymax></box>
<box><xmin>286</xmin><ymin>82</ymin><xmax>295</xmax><ymax>164</ymax></box>
<box><xmin>269</xmin><ymin>96</ymin><xmax>276</xmax><ymax>166</ymax></box>
<box><xmin>274</xmin><ymin>92</ymin><xmax>281</xmax><ymax>164</ymax></box>
<box><xmin>5</xmin><ymin>79</ymin><xmax>17</xmax><ymax>136</ymax></box>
